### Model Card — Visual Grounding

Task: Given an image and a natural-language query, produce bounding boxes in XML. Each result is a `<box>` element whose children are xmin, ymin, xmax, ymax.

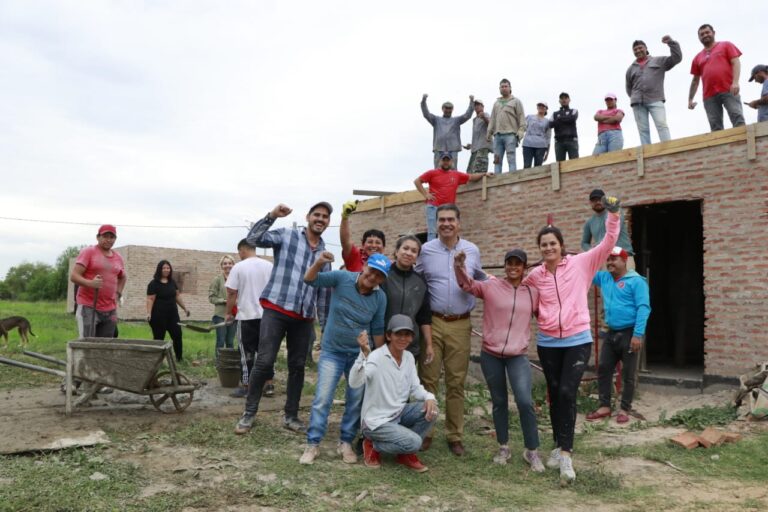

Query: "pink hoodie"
<box><xmin>523</xmin><ymin>213</ymin><xmax>619</xmax><ymax>338</ymax></box>
<box><xmin>456</xmin><ymin>268</ymin><xmax>539</xmax><ymax>357</ymax></box>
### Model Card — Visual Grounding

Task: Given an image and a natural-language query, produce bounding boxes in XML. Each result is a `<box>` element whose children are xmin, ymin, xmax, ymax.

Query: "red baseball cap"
<box><xmin>608</xmin><ymin>246</ymin><xmax>628</xmax><ymax>261</ymax></box>
<box><xmin>98</xmin><ymin>224</ymin><xmax>117</xmax><ymax>236</ymax></box>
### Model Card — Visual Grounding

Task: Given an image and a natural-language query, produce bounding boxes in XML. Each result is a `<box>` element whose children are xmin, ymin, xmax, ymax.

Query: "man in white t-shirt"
<box><xmin>226</xmin><ymin>239</ymin><xmax>273</xmax><ymax>398</ymax></box>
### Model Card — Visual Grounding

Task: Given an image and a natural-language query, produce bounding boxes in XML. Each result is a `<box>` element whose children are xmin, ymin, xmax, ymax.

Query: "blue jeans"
<box><xmin>213</xmin><ymin>315</ymin><xmax>236</xmax><ymax>351</ymax></box>
<box><xmin>632</xmin><ymin>101</ymin><xmax>671</xmax><ymax>145</ymax></box>
<box><xmin>493</xmin><ymin>133</ymin><xmax>518</xmax><ymax>173</ymax></box>
<box><xmin>425</xmin><ymin>204</ymin><xmax>437</xmax><ymax>241</ymax></box>
<box><xmin>362</xmin><ymin>401</ymin><xmax>436</xmax><ymax>454</ymax></box>
<box><xmin>306</xmin><ymin>350</ymin><xmax>364</xmax><ymax>445</ymax></box>
<box><xmin>554</xmin><ymin>139</ymin><xmax>579</xmax><ymax>161</ymax></box>
<box><xmin>522</xmin><ymin>146</ymin><xmax>547</xmax><ymax>168</ymax></box>
<box><xmin>480</xmin><ymin>351</ymin><xmax>539</xmax><ymax>449</ymax></box>
<box><xmin>592</xmin><ymin>130</ymin><xmax>624</xmax><ymax>155</ymax></box>
<box><xmin>703</xmin><ymin>92</ymin><xmax>745</xmax><ymax>131</ymax></box>
<box><xmin>432</xmin><ymin>150</ymin><xmax>458</xmax><ymax>169</ymax></box>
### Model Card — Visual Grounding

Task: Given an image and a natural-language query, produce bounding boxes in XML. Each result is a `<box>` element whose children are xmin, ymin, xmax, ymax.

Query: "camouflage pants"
<box><xmin>466</xmin><ymin>148</ymin><xmax>490</xmax><ymax>174</ymax></box>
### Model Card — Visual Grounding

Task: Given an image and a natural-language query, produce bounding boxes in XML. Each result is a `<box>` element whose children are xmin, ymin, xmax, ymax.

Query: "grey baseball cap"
<box><xmin>308</xmin><ymin>201</ymin><xmax>333</xmax><ymax>215</ymax></box>
<box><xmin>749</xmin><ymin>64</ymin><xmax>768</xmax><ymax>82</ymax></box>
<box><xmin>387</xmin><ymin>314</ymin><xmax>414</xmax><ymax>333</ymax></box>
<box><xmin>504</xmin><ymin>249</ymin><xmax>528</xmax><ymax>265</ymax></box>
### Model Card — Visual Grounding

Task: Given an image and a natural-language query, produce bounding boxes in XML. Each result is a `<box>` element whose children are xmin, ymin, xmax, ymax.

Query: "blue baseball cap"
<box><xmin>439</xmin><ymin>151</ymin><xmax>453</xmax><ymax>160</ymax></box>
<box><xmin>366</xmin><ymin>253</ymin><xmax>391</xmax><ymax>276</ymax></box>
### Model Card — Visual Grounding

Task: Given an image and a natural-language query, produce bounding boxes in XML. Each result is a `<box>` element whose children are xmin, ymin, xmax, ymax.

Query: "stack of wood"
<box><xmin>670</xmin><ymin>428</ymin><xmax>742</xmax><ymax>449</ymax></box>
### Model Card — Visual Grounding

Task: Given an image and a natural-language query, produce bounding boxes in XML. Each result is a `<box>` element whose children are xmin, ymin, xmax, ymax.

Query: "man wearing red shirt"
<box><xmin>414</xmin><ymin>153</ymin><xmax>490</xmax><ymax>241</ymax></box>
<box><xmin>339</xmin><ymin>200</ymin><xmax>386</xmax><ymax>272</ymax></box>
<box><xmin>688</xmin><ymin>23</ymin><xmax>745</xmax><ymax>131</ymax></box>
<box><xmin>70</xmin><ymin>224</ymin><xmax>127</xmax><ymax>338</ymax></box>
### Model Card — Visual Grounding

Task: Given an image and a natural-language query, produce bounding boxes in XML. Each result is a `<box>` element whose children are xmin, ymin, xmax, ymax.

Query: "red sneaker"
<box><xmin>362</xmin><ymin>438</ymin><xmax>381</xmax><ymax>468</ymax></box>
<box><xmin>396</xmin><ymin>453</ymin><xmax>429</xmax><ymax>473</ymax></box>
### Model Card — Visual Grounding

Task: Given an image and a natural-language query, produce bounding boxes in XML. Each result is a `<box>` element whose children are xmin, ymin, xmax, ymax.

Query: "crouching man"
<box><xmin>349</xmin><ymin>315</ymin><xmax>439</xmax><ymax>472</ymax></box>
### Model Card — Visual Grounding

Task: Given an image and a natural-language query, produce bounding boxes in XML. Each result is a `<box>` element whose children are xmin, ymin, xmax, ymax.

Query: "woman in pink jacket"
<box><xmin>523</xmin><ymin>195</ymin><xmax>621</xmax><ymax>484</ymax></box>
<box><xmin>454</xmin><ymin>248</ymin><xmax>544</xmax><ymax>472</ymax></box>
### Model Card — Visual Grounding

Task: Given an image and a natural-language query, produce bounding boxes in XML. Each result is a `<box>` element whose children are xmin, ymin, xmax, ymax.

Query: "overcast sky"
<box><xmin>0</xmin><ymin>0</ymin><xmax>763</xmax><ymax>277</ymax></box>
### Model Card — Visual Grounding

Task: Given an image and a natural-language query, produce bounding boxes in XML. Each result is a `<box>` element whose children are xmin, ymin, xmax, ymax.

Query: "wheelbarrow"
<box><xmin>0</xmin><ymin>338</ymin><xmax>199</xmax><ymax>415</ymax></box>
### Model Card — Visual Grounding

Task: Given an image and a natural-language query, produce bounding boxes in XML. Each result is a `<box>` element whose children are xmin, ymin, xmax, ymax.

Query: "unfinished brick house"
<box><xmin>67</xmin><ymin>246</ymin><xmax>269</xmax><ymax>322</ymax></box>
<box><xmin>350</xmin><ymin>124</ymin><xmax>768</xmax><ymax>386</ymax></box>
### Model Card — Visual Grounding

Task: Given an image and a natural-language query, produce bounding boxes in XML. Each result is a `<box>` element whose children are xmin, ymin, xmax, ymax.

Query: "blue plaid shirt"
<box><xmin>247</xmin><ymin>214</ymin><xmax>330</xmax><ymax>326</ymax></box>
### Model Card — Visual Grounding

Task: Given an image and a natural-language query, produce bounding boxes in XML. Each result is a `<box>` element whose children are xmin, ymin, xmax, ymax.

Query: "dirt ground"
<box><xmin>2</xmin><ymin>381</ymin><xmax>766</xmax><ymax>512</ymax></box>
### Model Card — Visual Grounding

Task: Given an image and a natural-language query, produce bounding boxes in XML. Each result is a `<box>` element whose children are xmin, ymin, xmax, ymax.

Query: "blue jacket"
<box><xmin>593</xmin><ymin>270</ymin><xmax>651</xmax><ymax>337</ymax></box>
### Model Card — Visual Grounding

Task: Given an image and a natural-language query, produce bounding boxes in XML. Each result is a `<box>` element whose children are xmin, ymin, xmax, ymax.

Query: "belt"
<box><xmin>432</xmin><ymin>312</ymin><xmax>470</xmax><ymax>322</ymax></box>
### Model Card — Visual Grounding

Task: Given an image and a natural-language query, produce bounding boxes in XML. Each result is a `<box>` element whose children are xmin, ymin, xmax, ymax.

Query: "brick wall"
<box><xmin>350</xmin><ymin>125</ymin><xmax>768</xmax><ymax>379</ymax></box>
<box><xmin>67</xmin><ymin>246</ymin><xmax>271</xmax><ymax>322</ymax></box>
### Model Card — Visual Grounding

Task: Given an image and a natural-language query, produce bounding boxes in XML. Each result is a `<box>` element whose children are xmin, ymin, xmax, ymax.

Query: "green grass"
<box><xmin>662</xmin><ymin>405</ymin><xmax>738</xmax><ymax>430</ymax></box>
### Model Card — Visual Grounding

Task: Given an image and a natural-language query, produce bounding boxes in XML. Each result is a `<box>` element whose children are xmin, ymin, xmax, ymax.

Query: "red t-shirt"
<box><xmin>342</xmin><ymin>244</ymin><xmax>367</xmax><ymax>272</ymax></box>
<box><xmin>690</xmin><ymin>41</ymin><xmax>742</xmax><ymax>99</ymax></box>
<box><xmin>595</xmin><ymin>108</ymin><xmax>624</xmax><ymax>133</ymax></box>
<box><xmin>75</xmin><ymin>245</ymin><xmax>125</xmax><ymax>312</ymax></box>
<box><xmin>418</xmin><ymin>169</ymin><xmax>470</xmax><ymax>206</ymax></box>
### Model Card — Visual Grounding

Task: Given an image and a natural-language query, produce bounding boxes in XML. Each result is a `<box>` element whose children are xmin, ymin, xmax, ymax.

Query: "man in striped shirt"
<box><xmin>235</xmin><ymin>201</ymin><xmax>332</xmax><ymax>435</ymax></box>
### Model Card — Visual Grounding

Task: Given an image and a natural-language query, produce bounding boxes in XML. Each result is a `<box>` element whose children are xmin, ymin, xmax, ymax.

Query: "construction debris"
<box><xmin>734</xmin><ymin>362</ymin><xmax>768</xmax><ymax>419</ymax></box>
<box><xmin>669</xmin><ymin>427</ymin><xmax>742</xmax><ymax>450</ymax></box>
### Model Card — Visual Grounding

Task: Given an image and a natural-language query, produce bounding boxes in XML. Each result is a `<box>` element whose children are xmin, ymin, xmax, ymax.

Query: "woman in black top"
<box><xmin>146</xmin><ymin>260</ymin><xmax>190</xmax><ymax>361</ymax></box>
<box><xmin>380</xmin><ymin>235</ymin><xmax>433</xmax><ymax>364</ymax></box>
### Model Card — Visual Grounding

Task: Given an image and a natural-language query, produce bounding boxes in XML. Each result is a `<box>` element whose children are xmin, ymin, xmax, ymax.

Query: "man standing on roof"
<box><xmin>586</xmin><ymin>247</ymin><xmax>651</xmax><ymax>424</ymax></box>
<box><xmin>414</xmin><ymin>153</ymin><xmax>490</xmax><ymax>241</ymax></box>
<box><xmin>339</xmin><ymin>200</ymin><xmax>386</xmax><ymax>272</ymax></box>
<box><xmin>551</xmin><ymin>92</ymin><xmax>579</xmax><ymax>162</ymax></box>
<box><xmin>582</xmin><ymin>189</ymin><xmax>635</xmax><ymax>270</ymax></box>
<box><xmin>421</xmin><ymin>94</ymin><xmax>474</xmax><ymax>169</ymax></box>
<box><xmin>463</xmin><ymin>99</ymin><xmax>492</xmax><ymax>174</ymax></box>
<box><xmin>625</xmin><ymin>35</ymin><xmax>682</xmax><ymax>145</ymax></box>
<box><xmin>70</xmin><ymin>224</ymin><xmax>126</xmax><ymax>338</ymax></box>
<box><xmin>746</xmin><ymin>64</ymin><xmax>768</xmax><ymax>123</ymax></box>
<box><xmin>487</xmin><ymin>79</ymin><xmax>526</xmax><ymax>173</ymax></box>
<box><xmin>688</xmin><ymin>24</ymin><xmax>745</xmax><ymax>131</ymax></box>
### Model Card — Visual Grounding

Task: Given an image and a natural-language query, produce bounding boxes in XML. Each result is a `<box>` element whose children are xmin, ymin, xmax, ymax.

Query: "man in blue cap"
<box><xmin>298</xmin><ymin>251</ymin><xmax>390</xmax><ymax>465</ymax></box>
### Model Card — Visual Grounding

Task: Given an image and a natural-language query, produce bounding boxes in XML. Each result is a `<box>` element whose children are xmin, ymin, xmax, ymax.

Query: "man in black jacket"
<box><xmin>551</xmin><ymin>92</ymin><xmax>579</xmax><ymax>162</ymax></box>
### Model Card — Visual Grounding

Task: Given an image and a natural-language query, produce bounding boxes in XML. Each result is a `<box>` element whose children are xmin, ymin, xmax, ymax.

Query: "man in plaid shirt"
<box><xmin>235</xmin><ymin>201</ymin><xmax>332</xmax><ymax>435</ymax></box>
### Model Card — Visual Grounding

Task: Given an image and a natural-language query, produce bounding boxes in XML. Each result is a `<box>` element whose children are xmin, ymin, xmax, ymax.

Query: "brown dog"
<box><xmin>0</xmin><ymin>316</ymin><xmax>36</xmax><ymax>349</ymax></box>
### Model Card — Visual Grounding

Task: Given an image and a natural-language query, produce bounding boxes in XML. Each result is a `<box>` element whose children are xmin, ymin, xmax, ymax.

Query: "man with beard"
<box><xmin>234</xmin><ymin>201</ymin><xmax>332</xmax><ymax>435</ymax></box>
<box><xmin>581</xmin><ymin>189</ymin><xmax>635</xmax><ymax>270</ymax></box>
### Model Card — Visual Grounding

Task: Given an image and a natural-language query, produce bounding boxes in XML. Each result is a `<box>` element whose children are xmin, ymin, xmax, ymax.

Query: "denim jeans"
<box><xmin>554</xmin><ymin>139</ymin><xmax>579</xmax><ymax>161</ymax></box>
<box><xmin>244</xmin><ymin>308</ymin><xmax>313</xmax><ymax>419</ymax></box>
<box><xmin>239</xmin><ymin>318</ymin><xmax>273</xmax><ymax>386</ymax></box>
<box><xmin>592</xmin><ymin>130</ymin><xmax>624</xmax><ymax>155</ymax></box>
<box><xmin>213</xmin><ymin>315</ymin><xmax>236</xmax><ymax>351</ymax></box>
<box><xmin>537</xmin><ymin>343</ymin><xmax>592</xmax><ymax>452</ymax></box>
<box><xmin>597</xmin><ymin>328</ymin><xmax>638</xmax><ymax>411</ymax></box>
<box><xmin>480</xmin><ymin>351</ymin><xmax>540</xmax><ymax>449</ymax></box>
<box><xmin>306</xmin><ymin>350</ymin><xmax>364</xmax><ymax>445</ymax></box>
<box><xmin>522</xmin><ymin>146</ymin><xmax>547</xmax><ymax>168</ymax></box>
<box><xmin>362</xmin><ymin>401</ymin><xmax>436</xmax><ymax>454</ymax></box>
<box><xmin>425</xmin><ymin>204</ymin><xmax>438</xmax><ymax>241</ymax></box>
<box><xmin>632</xmin><ymin>101</ymin><xmax>670</xmax><ymax>145</ymax></box>
<box><xmin>703</xmin><ymin>92</ymin><xmax>745</xmax><ymax>131</ymax></box>
<box><xmin>432</xmin><ymin>150</ymin><xmax>458</xmax><ymax>169</ymax></box>
<box><xmin>493</xmin><ymin>133</ymin><xmax>518</xmax><ymax>173</ymax></box>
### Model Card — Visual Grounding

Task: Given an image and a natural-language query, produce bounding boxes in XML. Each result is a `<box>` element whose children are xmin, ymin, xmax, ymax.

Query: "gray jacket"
<box><xmin>421</xmin><ymin>97</ymin><xmax>473</xmax><ymax>151</ymax></box>
<box><xmin>625</xmin><ymin>40</ymin><xmax>682</xmax><ymax>105</ymax></box>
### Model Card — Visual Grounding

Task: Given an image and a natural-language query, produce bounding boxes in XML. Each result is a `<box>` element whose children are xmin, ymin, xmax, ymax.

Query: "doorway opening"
<box><xmin>631</xmin><ymin>200</ymin><xmax>705</xmax><ymax>382</ymax></box>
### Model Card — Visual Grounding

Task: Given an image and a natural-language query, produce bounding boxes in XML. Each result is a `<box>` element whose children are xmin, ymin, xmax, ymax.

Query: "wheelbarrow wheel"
<box><xmin>149</xmin><ymin>371</ymin><xmax>194</xmax><ymax>413</ymax></box>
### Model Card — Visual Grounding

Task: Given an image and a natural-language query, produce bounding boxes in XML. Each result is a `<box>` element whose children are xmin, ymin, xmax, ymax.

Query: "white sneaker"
<box><xmin>559</xmin><ymin>454</ymin><xmax>576</xmax><ymax>483</ymax></box>
<box><xmin>546</xmin><ymin>447</ymin><xmax>562</xmax><ymax>469</ymax></box>
<box><xmin>492</xmin><ymin>446</ymin><xmax>511</xmax><ymax>465</ymax></box>
<box><xmin>337</xmin><ymin>441</ymin><xmax>358</xmax><ymax>464</ymax></box>
<box><xmin>523</xmin><ymin>449</ymin><xmax>546</xmax><ymax>473</ymax></box>
<box><xmin>299</xmin><ymin>444</ymin><xmax>320</xmax><ymax>465</ymax></box>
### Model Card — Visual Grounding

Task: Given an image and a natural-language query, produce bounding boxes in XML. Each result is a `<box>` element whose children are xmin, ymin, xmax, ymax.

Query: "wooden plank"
<box><xmin>637</xmin><ymin>145</ymin><xmax>645</xmax><ymax>177</ymax></box>
<box><xmin>560</xmin><ymin>148</ymin><xmax>637</xmax><ymax>173</ymax></box>
<box><xmin>643</xmin><ymin>126</ymin><xmax>747</xmax><ymax>158</ymax></box>
<box><xmin>481</xmin><ymin>175</ymin><xmax>487</xmax><ymax>201</ymax></box>
<box><xmin>352</xmin><ymin>189</ymin><xmax>395</xmax><ymax>196</ymax></box>
<box><xmin>755</xmin><ymin>121</ymin><xmax>768</xmax><ymax>137</ymax></box>
<box><xmin>747</xmin><ymin>123</ymin><xmax>757</xmax><ymax>161</ymax></box>
<box><xmin>550</xmin><ymin>162</ymin><xmax>560</xmax><ymax>191</ymax></box>
<box><xmin>380</xmin><ymin>196</ymin><xmax>385</xmax><ymax>213</ymax></box>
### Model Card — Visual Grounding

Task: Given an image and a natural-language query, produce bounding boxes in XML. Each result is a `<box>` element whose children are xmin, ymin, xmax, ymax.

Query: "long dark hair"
<box><xmin>153</xmin><ymin>260</ymin><xmax>174</xmax><ymax>282</ymax></box>
<box><xmin>536</xmin><ymin>226</ymin><xmax>567</xmax><ymax>257</ymax></box>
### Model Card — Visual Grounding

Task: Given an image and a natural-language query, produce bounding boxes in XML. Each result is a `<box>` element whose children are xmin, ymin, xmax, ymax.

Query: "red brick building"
<box><xmin>350</xmin><ymin>124</ymin><xmax>768</xmax><ymax>385</ymax></box>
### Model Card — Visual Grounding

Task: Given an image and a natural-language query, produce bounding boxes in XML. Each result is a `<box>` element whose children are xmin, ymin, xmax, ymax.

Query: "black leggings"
<box><xmin>537</xmin><ymin>343</ymin><xmax>592</xmax><ymax>452</ymax></box>
<box><xmin>150</xmin><ymin>312</ymin><xmax>183</xmax><ymax>361</ymax></box>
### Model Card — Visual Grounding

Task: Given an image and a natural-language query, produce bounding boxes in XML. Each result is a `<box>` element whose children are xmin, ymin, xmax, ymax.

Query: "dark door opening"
<box><xmin>631</xmin><ymin>200</ymin><xmax>704</xmax><ymax>379</ymax></box>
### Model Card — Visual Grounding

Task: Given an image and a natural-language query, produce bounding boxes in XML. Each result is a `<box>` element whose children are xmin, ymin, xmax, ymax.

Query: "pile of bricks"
<box><xmin>670</xmin><ymin>428</ymin><xmax>742</xmax><ymax>449</ymax></box>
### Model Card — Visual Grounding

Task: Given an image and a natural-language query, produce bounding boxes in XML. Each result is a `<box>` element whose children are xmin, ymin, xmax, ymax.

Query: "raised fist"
<box><xmin>601</xmin><ymin>195</ymin><xmax>622</xmax><ymax>213</ymax></box>
<box><xmin>270</xmin><ymin>204</ymin><xmax>293</xmax><ymax>218</ymax></box>
<box><xmin>341</xmin><ymin>200</ymin><xmax>358</xmax><ymax>219</ymax></box>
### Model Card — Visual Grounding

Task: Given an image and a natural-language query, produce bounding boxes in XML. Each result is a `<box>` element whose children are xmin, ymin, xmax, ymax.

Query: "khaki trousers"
<box><xmin>418</xmin><ymin>316</ymin><xmax>471</xmax><ymax>442</ymax></box>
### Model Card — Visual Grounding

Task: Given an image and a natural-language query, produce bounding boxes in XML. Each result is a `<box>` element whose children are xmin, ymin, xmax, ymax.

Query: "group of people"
<box><xmin>423</xmin><ymin>25</ymin><xmax>768</xmax><ymax>173</ymax></box>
